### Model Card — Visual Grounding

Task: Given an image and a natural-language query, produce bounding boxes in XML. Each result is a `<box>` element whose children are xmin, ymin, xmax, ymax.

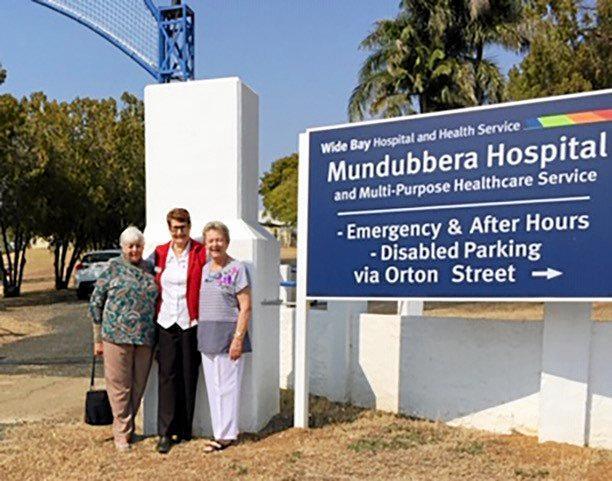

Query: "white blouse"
<box><xmin>157</xmin><ymin>243</ymin><xmax>191</xmax><ymax>330</ymax></box>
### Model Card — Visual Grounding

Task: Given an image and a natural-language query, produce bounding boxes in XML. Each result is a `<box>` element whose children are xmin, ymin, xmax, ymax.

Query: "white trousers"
<box><xmin>201</xmin><ymin>353</ymin><xmax>245</xmax><ymax>441</ymax></box>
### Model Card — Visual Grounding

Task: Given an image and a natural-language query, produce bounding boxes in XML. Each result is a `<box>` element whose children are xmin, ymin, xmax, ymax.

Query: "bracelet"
<box><xmin>233</xmin><ymin>330</ymin><xmax>244</xmax><ymax>340</ymax></box>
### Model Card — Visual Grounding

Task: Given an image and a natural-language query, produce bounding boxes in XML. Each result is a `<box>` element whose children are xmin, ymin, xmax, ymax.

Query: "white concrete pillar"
<box><xmin>539</xmin><ymin>302</ymin><xmax>592</xmax><ymax>446</ymax></box>
<box><xmin>141</xmin><ymin>78</ymin><xmax>280</xmax><ymax>436</ymax></box>
<box><xmin>350</xmin><ymin>313</ymin><xmax>404</xmax><ymax>412</ymax></box>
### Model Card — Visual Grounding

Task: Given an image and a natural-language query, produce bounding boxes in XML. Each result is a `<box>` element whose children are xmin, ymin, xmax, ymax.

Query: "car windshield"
<box><xmin>82</xmin><ymin>252</ymin><xmax>120</xmax><ymax>263</ymax></box>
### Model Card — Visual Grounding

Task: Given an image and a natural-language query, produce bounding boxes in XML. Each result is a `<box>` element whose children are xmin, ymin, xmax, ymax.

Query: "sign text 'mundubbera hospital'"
<box><xmin>326</xmin><ymin>132</ymin><xmax>607</xmax><ymax>182</ymax></box>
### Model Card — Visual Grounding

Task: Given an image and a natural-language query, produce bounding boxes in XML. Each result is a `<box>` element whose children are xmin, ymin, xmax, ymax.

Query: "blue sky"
<box><xmin>1</xmin><ymin>0</ymin><xmax>522</xmax><ymax>175</ymax></box>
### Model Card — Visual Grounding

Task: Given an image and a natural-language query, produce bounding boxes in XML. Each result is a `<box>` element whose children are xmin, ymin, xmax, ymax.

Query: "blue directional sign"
<box><xmin>304</xmin><ymin>90</ymin><xmax>612</xmax><ymax>300</ymax></box>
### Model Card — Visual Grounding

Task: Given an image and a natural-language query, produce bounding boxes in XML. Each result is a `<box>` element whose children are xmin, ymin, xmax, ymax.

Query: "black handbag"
<box><xmin>84</xmin><ymin>354</ymin><xmax>113</xmax><ymax>425</ymax></box>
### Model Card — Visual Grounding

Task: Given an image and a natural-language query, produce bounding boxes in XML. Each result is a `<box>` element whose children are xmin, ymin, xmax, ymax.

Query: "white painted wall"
<box><xmin>142</xmin><ymin>78</ymin><xmax>280</xmax><ymax>436</ymax></box>
<box><xmin>399</xmin><ymin>315</ymin><xmax>541</xmax><ymax>436</ymax></box>
<box><xmin>280</xmin><ymin>305</ymin><xmax>612</xmax><ymax>449</ymax></box>
<box><xmin>588</xmin><ymin>322</ymin><xmax>612</xmax><ymax>449</ymax></box>
<box><xmin>280</xmin><ymin>302</ymin><xmax>367</xmax><ymax>403</ymax></box>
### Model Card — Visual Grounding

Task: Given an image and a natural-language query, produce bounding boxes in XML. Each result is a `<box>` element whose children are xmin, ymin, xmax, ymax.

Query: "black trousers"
<box><xmin>157</xmin><ymin>324</ymin><xmax>201</xmax><ymax>438</ymax></box>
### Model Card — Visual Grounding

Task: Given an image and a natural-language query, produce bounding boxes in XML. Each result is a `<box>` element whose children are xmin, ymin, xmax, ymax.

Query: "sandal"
<box><xmin>203</xmin><ymin>439</ymin><xmax>234</xmax><ymax>452</ymax></box>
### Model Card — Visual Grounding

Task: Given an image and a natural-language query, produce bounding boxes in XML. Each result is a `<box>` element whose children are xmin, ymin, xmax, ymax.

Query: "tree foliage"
<box><xmin>507</xmin><ymin>0</ymin><xmax>611</xmax><ymax>100</ymax></box>
<box><xmin>0</xmin><ymin>92</ymin><xmax>145</xmax><ymax>294</ymax></box>
<box><xmin>259</xmin><ymin>153</ymin><xmax>298</xmax><ymax>227</ymax></box>
<box><xmin>0</xmin><ymin>63</ymin><xmax>6</xmax><ymax>85</ymax></box>
<box><xmin>0</xmin><ymin>95</ymin><xmax>46</xmax><ymax>296</ymax></box>
<box><xmin>349</xmin><ymin>0</ymin><xmax>526</xmax><ymax>119</ymax></box>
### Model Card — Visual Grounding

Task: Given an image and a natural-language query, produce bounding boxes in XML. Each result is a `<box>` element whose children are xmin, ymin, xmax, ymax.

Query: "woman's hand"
<box><xmin>229</xmin><ymin>337</ymin><xmax>243</xmax><ymax>361</ymax></box>
<box><xmin>93</xmin><ymin>342</ymin><xmax>104</xmax><ymax>356</ymax></box>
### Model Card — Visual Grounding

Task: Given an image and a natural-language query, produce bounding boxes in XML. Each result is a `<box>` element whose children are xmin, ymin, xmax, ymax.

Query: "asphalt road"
<box><xmin>0</xmin><ymin>300</ymin><xmax>96</xmax><ymax>428</ymax></box>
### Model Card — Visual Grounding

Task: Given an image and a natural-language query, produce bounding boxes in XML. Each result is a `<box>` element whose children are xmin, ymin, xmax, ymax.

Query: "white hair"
<box><xmin>119</xmin><ymin>226</ymin><xmax>145</xmax><ymax>247</ymax></box>
<box><xmin>203</xmin><ymin>221</ymin><xmax>230</xmax><ymax>242</ymax></box>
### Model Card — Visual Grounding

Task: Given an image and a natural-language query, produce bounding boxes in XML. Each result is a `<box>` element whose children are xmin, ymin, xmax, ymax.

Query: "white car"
<box><xmin>75</xmin><ymin>249</ymin><xmax>122</xmax><ymax>299</ymax></box>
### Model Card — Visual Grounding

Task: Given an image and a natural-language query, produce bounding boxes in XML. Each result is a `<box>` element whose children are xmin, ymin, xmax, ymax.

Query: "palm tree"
<box><xmin>348</xmin><ymin>0</ymin><xmax>526</xmax><ymax>120</ymax></box>
<box><xmin>462</xmin><ymin>0</ymin><xmax>527</xmax><ymax>104</ymax></box>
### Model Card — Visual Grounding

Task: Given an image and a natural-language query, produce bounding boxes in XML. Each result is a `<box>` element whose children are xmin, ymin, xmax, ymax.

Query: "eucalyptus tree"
<box><xmin>105</xmin><ymin>93</ymin><xmax>146</xmax><ymax>245</ymax></box>
<box><xmin>259</xmin><ymin>153</ymin><xmax>298</xmax><ymax>227</ymax></box>
<box><xmin>35</xmin><ymin>94</ymin><xmax>146</xmax><ymax>289</ymax></box>
<box><xmin>25</xmin><ymin>93</ymin><xmax>81</xmax><ymax>289</ymax></box>
<box><xmin>80</xmin><ymin>93</ymin><xmax>146</xmax><ymax>251</ymax></box>
<box><xmin>0</xmin><ymin>94</ymin><xmax>25</xmax><ymax>296</ymax></box>
<box><xmin>0</xmin><ymin>94</ymin><xmax>46</xmax><ymax>296</ymax></box>
<box><xmin>348</xmin><ymin>0</ymin><xmax>526</xmax><ymax>120</ymax></box>
<box><xmin>0</xmin><ymin>91</ymin><xmax>146</xmax><ymax>294</ymax></box>
<box><xmin>37</xmin><ymin>96</ymin><xmax>118</xmax><ymax>289</ymax></box>
<box><xmin>507</xmin><ymin>0</ymin><xmax>611</xmax><ymax>99</ymax></box>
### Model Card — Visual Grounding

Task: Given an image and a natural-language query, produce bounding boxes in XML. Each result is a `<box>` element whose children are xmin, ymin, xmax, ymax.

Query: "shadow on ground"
<box><xmin>0</xmin><ymin>288</ymin><xmax>82</xmax><ymax>310</ymax></box>
<box><xmin>242</xmin><ymin>390</ymin><xmax>369</xmax><ymax>443</ymax></box>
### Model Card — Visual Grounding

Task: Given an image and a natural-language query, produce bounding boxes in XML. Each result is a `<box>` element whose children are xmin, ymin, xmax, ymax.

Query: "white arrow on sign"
<box><xmin>531</xmin><ymin>268</ymin><xmax>563</xmax><ymax>280</ymax></box>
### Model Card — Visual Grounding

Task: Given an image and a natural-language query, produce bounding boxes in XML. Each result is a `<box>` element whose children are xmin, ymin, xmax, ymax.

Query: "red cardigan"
<box><xmin>154</xmin><ymin>239</ymin><xmax>207</xmax><ymax>325</ymax></box>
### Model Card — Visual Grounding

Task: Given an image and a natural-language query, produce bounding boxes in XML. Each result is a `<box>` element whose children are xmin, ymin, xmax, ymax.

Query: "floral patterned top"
<box><xmin>89</xmin><ymin>257</ymin><xmax>159</xmax><ymax>346</ymax></box>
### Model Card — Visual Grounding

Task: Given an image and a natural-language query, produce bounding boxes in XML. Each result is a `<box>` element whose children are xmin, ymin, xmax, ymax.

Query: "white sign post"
<box><xmin>294</xmin><ymin>133</ymin><xmax>310</xmax><ymax>427</ymax></box>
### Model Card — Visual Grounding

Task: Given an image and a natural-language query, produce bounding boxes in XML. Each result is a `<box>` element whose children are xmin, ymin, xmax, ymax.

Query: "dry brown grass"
<box><xmin>426</xmin><ymin>302</ymin><xmax>612</xmax><ymax>321</ymax></box>
<box><xmin>0</xmin><ymin>392</ymin><xmax>610</xmax><ymax>481</ymax></box>
<box><xmin>280</xmin><ymin>246</ymin><xmax>297</xmax><ymax>263</ymax></box>
<box><xmin>0</xmin><ymin>248</ymin><xmax>79</xmax><ymax>347</ymax></box>
<box><xmin>2</xmin><ymin>248</ymin><xmax>58</xmax><ymax>294</ymax></box>
<box><xmin>0</xmin><ymin>249</ymin><xmax>75</xmax><ymax>348</ymax></box>
<box><xmin>367</xmin><ymin>301</ymin><xmax>612</xmax><ymax>321</ymax></box>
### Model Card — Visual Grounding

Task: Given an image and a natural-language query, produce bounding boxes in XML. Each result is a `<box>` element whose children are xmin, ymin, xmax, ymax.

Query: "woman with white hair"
<box><xmin>89</xmin><ymin>226</ymin><xmax>158</xmax><ymax>451</ymax></box>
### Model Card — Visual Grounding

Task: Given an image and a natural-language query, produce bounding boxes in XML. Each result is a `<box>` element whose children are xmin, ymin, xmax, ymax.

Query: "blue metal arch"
<box><xmin>144</xmin><ymin>0</ymin><xmax>161</xmax><ymax>21</ymax></box>
<box><xmin>31</xmin><ymin>1</ymin><xmax>194</xmax><ymax>83</ymax></box>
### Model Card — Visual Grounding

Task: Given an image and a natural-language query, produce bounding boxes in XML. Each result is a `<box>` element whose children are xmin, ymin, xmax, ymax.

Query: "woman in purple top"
<box><xmin>198</xmin><ymin>221</ymin><xmax>252</xmax><ymax>451</ymax></box>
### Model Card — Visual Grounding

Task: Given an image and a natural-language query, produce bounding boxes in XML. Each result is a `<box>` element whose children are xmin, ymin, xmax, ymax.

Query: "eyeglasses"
<box><xmin>170</xmin><ymin>224</ymin><xmax>189</xmax><ymax>232</ymax></box>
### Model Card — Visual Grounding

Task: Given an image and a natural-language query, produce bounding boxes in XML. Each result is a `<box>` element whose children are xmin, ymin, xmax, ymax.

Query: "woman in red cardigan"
<box><xmin>153</xmin><ymin>208</ymin><xmax>207</xmax><ymax>454</ymax></box>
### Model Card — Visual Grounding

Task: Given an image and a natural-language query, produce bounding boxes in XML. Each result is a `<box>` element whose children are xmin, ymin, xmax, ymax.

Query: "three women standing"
<box><xmin>89</xmin><ymin>212</ymin><xmax>251</xmax><ymax>452</ymax></box>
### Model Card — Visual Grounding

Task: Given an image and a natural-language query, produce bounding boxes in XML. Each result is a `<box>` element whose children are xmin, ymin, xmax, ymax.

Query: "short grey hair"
<box><xmin>119</xmin><ymin>226</ymin><xmax>145</xmax><ymax>247</ymax></box>
<box><xmin>203</xmin><ymin>221</ymin><xmax>230</xmax><ymax>242</ymax></box>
